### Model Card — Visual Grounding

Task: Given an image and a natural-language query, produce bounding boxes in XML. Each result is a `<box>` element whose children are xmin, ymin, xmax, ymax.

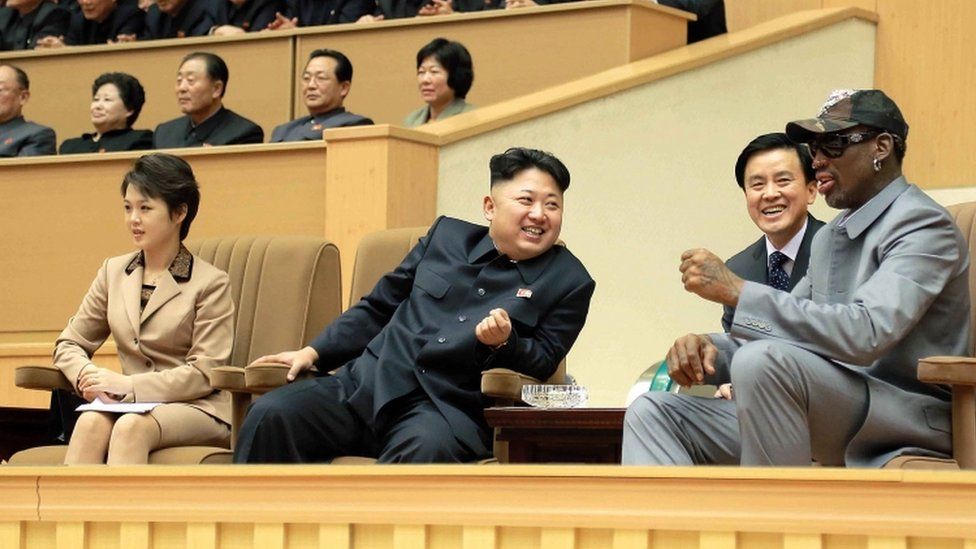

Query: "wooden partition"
<box><xmin>0</xmin><ymin>35</ymin><xmax>296</xmax><ymax>145</ymax></box>
<box><xmin>0</xmin><ymin>134</ymin><xmax>438</xmax><ymax>409</ymax></box>
<box><xmin>726</xmin><ymin>0</ymin><xmax>976</xmax><ymax>190</ymax></box>
<box><xmin>0</xmin><ymin>0</ymin><xmax>691</xmax><ymax>147</ymax></box>
<box><xmin>295</xmin><ymin>0</ymin><xmax>692</xmax><ymax>125</ymax></box>
<box><xmin>1</xmin><ymin>465</ymin><xmax>975</xmax><ymax>548</ymax></box>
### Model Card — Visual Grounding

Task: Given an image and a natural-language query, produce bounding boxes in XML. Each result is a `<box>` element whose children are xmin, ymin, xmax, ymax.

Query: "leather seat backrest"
<box><xmin>946</xmin><ymin>202</ymin><xmax>976</xmax><ymax>358</ymax></box>
<box><xmin>348</xmin><ymin>226</ymin><xmax>566</xmax><ymax>384</ymax></box>
<box><xmin>186</xmin><ymin>236</ymin><xmax>342</xmax><ymax>367</ymax></box>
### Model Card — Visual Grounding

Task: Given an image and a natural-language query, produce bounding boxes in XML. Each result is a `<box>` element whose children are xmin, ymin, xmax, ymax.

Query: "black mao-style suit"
<box><xmin>721</xmin><ymin>214</ymin><xmax>824</xmax><ymax>332</ymax></box>
<box><xmin>0</xmin><ymin>2</ymin><xmax>69</xmax><ymax>50</ymax></box>
<box><xmin>153</xmin><ymin>107</ymin><xmax>263</xmax><ymax>148</ymax></box>
<box><xmin>235</xmin><ymin>216</ymin><xmax>596</xmax><ymax>463</ymax></box>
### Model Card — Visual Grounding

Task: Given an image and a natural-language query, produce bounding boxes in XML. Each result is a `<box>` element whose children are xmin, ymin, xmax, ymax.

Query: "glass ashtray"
<box><xmin>521</xmin><ymin>384</ymin><xmax>588</xmax><ymax>408</ymax></box>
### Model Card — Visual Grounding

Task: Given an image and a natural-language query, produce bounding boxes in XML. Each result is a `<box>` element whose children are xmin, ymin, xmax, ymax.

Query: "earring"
<box><xmin>872</xmin><ymin>157</ymin><xmax>882</xmax><ymax>172</ymax></box>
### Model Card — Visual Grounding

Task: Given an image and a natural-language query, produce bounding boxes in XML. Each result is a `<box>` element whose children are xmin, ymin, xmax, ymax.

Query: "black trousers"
<box><xmin>233</xmin><ymin>376</ymin><xmax>483</xmax><ymax>463</ymax></box>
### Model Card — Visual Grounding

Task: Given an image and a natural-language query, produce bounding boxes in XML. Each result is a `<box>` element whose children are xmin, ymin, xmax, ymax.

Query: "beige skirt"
<box><xmin>149</xmin><ymin>403</ymin><xmax>230</xmax><ymax>449</ymax></box>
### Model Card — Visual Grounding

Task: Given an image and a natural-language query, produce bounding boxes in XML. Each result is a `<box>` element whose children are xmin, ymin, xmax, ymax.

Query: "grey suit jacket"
<box><xmin>711</xmin><ymin>177</ymin><xmax>970</xmax><ymax>467</ymax></box>
<box><xmin>0</xmin><ymin>115</ymin><xmax>56</xmax><ymax>157</ymax></box>
<box><xmin>722</xmin><ymin>214</ymin><xmax>825</xmax><ymax>331</ymax></box>
<box><xmin>402</xmin><ymin>98</ymin><xmax>474</xmax><ymax>128</ymax></box>
<box><xmin>269</xmin><ymin>108</ymin><xmax>373</xmax><ymax>142</ymax></box>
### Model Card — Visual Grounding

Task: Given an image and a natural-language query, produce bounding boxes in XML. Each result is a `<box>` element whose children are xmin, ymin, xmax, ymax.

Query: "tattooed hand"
<box><xmin>679</xmin><ymin>248</ymin><xmax>744</xmax><ymax>306</ymax></box>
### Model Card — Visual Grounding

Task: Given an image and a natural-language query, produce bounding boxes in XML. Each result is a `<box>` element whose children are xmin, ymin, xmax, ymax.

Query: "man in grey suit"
<box><xmin>270</xmin><ymin>49</ymin><xmax>373</xmax><ymax>143</ymax></box>
<box><xmin>722</xmin><ymin>132</ymin><xmax>825</xmax><ymax>333</ymax></box>
<box><xmin>0</xmin><ymin>64</ymin><xmax>55</xmax><ymax>157</ymax></box>
<box><xmin>623</xmin><ymin>89</ymin><xmax>970</xmax><ymax>467</ymax></box>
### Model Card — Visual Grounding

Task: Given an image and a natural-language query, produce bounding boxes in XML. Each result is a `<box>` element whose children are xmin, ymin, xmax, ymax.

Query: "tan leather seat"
<box><xmin>10</xmin><ymin>235</ymin><xmax>342</xmax><ymax>465</ymax></box>
<box><xmin>885</xmin><ymin>201</ymin><xmax>976</xmax><ymax>470</ymax></box>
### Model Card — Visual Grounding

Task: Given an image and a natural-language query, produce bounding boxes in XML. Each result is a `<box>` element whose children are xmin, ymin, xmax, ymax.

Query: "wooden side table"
<box><xmin>484</xmin><ymin>407</ymin><xmax>626</xmax><ymax>464</ymax></box>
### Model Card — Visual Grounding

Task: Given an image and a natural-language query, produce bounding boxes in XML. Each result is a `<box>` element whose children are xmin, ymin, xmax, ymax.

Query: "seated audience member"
<box><xmin>60</xmin><ymin>72</ymin><xmax>153</xmax><ymax>154</ymax></box>
<box><xmin>264</xmin><ymin>0</ymin><xmax>372</xmax><ymax>29</ymax></box>
<box><xmin>0</xmin><ymin>64</ymin><xmax>56</xmax><ymax>156</ymax></box>
<box><xmin>154</xmin><ymin>51</ymin><xmax>263</xmax><ymax>148</ymax></box>
<box><xmin>623</xmin><ymin>90</ymin><xmax>970</xmax><ymax>468</ymax></box>
<box><xmin>234</xmin><ymin>147</ymin><xmax>595</xmax><ymax>464</ymax></box>
<box><xmin>403</xmin><ymin>37</ymin><xmax>474</xmax><ymax>127</ymax></box>
<box><xmin>143</xmin><ymin>0</ymin><xmax>224</xmax><ymax>39</ymax></box>
<box><xmin>61</xmin><ymin>0</ymin><xmax>144</xmax><ymax>45</ymax></box>
<box><xmin>270</xmin><ymin>49</ymin><xmax>372</xmax><ymax>142</ymax></box>
<box><xmin>0</xmin><ymin>0</ymin><xmax>69</xmax><ymax>50</ymax></box>
<box><xmin>210</xmin><ymin>0</ymin><xmax>281</xmax><ymax>34</ymax></box>
<box><xmin>357</xmin><ymin>0</ymin><xmax>492</xmax><ymax>21</ymax></box>
<box><xmin>57</xmin><ymin>153</ymin><xmax>233</xmax><ymax>464</ymax></box>
<box><xmin>720</xmin><ymin>132</ymin><xmax>824</xmax><ymax>332</ymax></box>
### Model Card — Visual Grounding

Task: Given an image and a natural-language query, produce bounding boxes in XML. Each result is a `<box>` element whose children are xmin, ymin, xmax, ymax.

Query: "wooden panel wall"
<box><xmin>295</xmin><ymin>2</ymin><xmax>688</xmax><ymax>126</ymax></box>
<box><xmin>727</xmin><ymin>0</ymin><xmax>976</xmax><ymax>189</ymax></box>
<box><xmin>0</xmin><ymin>0</ymin><xmax>688</xmax><ymax>147</ymax></box>
<box><xmin>0</xmin><ymin>143</ymin><xmax>329</xmax><ymax>336</ymax></box>
<box><xmin>1</xmin><ymin>466</ymin><xmax>975</xmax><ymax>548</ymax></box>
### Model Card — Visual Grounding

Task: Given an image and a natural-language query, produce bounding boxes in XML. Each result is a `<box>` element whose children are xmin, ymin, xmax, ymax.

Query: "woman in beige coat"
<box><xmin>56</xmin><ymin>153</ymin><xmax>234</xmax><ymax>464</ymax></box>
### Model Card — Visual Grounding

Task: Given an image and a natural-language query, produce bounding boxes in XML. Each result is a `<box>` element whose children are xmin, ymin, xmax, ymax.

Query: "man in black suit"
<box><xmin>0</xmin><ymin>64</ymin><xmax>55</xmax><ymax>156</ymax></box>
<box><xmin>63</xmin><ymin>0</ymin><xmax>144</xmax><ymax>45</ymax></box>
<box><xmin>234</xmin><ymin>147</ymin><xmax>596</xmax><ymax>463</ymax></box>
<box><xmin>721</xmin><ymin>132</ymin><xmax>824</xmax><ymax>332</ymax></box>
<box><xmin>0</xmin><ymin>0</ymin><xmax>69</xmax><ymax>50</ymax></box>
<box><xmin>143</xmin><ymin>0</ymin><xmax>225</xmax><ymax>39</ymax></box>
<box><xmin>270</xmin><ymin>49</ymin><xmax>373</xmax><ymax>143</ymax></box>
<box><xmin>153</xmin><ymin>51</ymin><xmax>263</xmax><ymax>148</ymax></box>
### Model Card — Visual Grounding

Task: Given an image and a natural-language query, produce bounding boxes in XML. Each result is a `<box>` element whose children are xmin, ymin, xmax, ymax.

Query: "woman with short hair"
<box><xmin>59</xmin><ymin>72</ymin><xmax>153</xmax><ymax>154</ymax></box>
<box><xmin>403</xmin><ymin>37</ymin><xmax>475</xmax><ymax>127</ymax></box>
<box><xmin>57</xmin><ymin>153</ymin><xmax>234</xmax><ymax>464</ymax></box>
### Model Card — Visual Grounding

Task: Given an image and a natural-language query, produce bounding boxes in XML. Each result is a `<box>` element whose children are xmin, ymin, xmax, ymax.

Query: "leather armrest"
<box><xmin>481</xmin><ymin>368</ymin><xmax>542</xmax><ymax>400</ymax></box>
<box><xmin>15</xmin><ymin>365</ymin><xmax>73</xmax><ymax>392</ymax></box>
<box><xmin>918</xmin><ymin>356</ymin><xmax>976</xmax><ymax>386</ymax></box>
<box><xmin>211</xmin><ymin>366</ymin><xmax>246</xmax><ymax>392</ymax></box>
<box><xmin>244</xmin><ymin>363</ymin><xmax>293</xmax><ymax>392</ymax></box>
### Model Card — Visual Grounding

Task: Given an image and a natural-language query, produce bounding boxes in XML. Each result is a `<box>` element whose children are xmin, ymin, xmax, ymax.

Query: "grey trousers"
<box><xmin>622</xmin><ymin>340</ymin><xmax>870</xmax><ymax>466</ymax></box>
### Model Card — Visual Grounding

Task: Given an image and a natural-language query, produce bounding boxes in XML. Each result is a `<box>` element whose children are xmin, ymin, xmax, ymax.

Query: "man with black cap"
<box><xmin>623</xmin><ymin>89</ymin><xmax>970</xmax><ymax>467</ymax></box>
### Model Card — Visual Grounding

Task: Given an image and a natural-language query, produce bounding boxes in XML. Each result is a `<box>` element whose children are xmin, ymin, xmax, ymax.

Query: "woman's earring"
<box><xmin>872</xmin><ymin>157</ymin><xmax>882</xmax><ymax>172</ymax></box>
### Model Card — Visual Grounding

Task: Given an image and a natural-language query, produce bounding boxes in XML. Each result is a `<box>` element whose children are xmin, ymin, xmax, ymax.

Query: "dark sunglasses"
<box><xmin>806</xmin><ymin>130</ymin><xmax>881</xmax><ymax>158</ymax></box>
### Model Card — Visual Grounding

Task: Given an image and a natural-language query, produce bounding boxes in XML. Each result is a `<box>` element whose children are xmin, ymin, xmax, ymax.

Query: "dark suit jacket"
<box><xmin>285</xmin><ymin>0</ymin><xmax>372</xmax><ymax>25</ymax></box>
<box><xmin>269</xmin><ymin>108</ymin><xmax>373</xmax><ymax>142</ymax></box>
<box><xmin>658</xmin><ymin>0</ymin><xmax>726</xmax><ymax>43</ymax></box>
<box><xmin>0</xmin><ymin>115</ymin><xmax>56</xmax><ymax>157</ymax></box>
<box><xmin>64</xmin><ymin>0</ymin><xmax>144</xmax><ymax>45</ymax></box>
<box><xmin>59</xmin><ymin>128</ymin><xmax>154</xmax><ymax>154</ymax></box>
<box><xmin>721</xmin><ymin>214</ymin><xmax>825</xmax><ymax>332</ymax></box>
<box><xmin>153</xmin><ymin>107</ymin><xmax>263</xmax><ymax>148</ymax></box>
<box><xmin>143</xmin><ymin>0</ymin><xmax>225</xmax><ymax>39</ymax></box>
<box><xmin>309</xmin><ymin>216</ymin><xmax>596</xmax><ymax>455</ymax></box>
<box><xmin>227</xmin><ymin>0</ymin><xmax>282</xmax><ymax>31</ymax></box>
<box><xmin>0</xmin><ymin>2</ymin><xmax>70</xmax><ymax>50</ymax></box>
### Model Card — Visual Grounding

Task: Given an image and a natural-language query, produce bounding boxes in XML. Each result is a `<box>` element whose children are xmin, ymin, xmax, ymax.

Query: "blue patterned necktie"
<box><xmin>768</xmin><ymin>251</ymin><xmax>791</xmax><ymax>292</ymax></box>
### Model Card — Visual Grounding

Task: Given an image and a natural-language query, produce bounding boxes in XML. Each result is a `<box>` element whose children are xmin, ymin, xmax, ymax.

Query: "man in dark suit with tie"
<box><xmin>624</xmin><ymin>90</ymin><xmax>969</xmax><ymax>468</ymax></box>
<box><xmin>721</xmin><ymin>132</ymin><xmax>825</xmax><ymax>332</ymax></box>
<box><xmin>234</xmin><ymin>147</ymin><xmax>596</xmax><ymax>463</ymax></box>
<box><xmin>0</xmin><ymin>64</ymin><xmax>55</xmax><ymax>157</ymax></box>
<box><xmin>270</xmin><ymin>49</ymin><xmax>373</xmax><ymax>143</ymax></box>
<box><xmin>153</xmin><ymin>52</ymin><xmax>263</xmax><ymax>149</ymax></box>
